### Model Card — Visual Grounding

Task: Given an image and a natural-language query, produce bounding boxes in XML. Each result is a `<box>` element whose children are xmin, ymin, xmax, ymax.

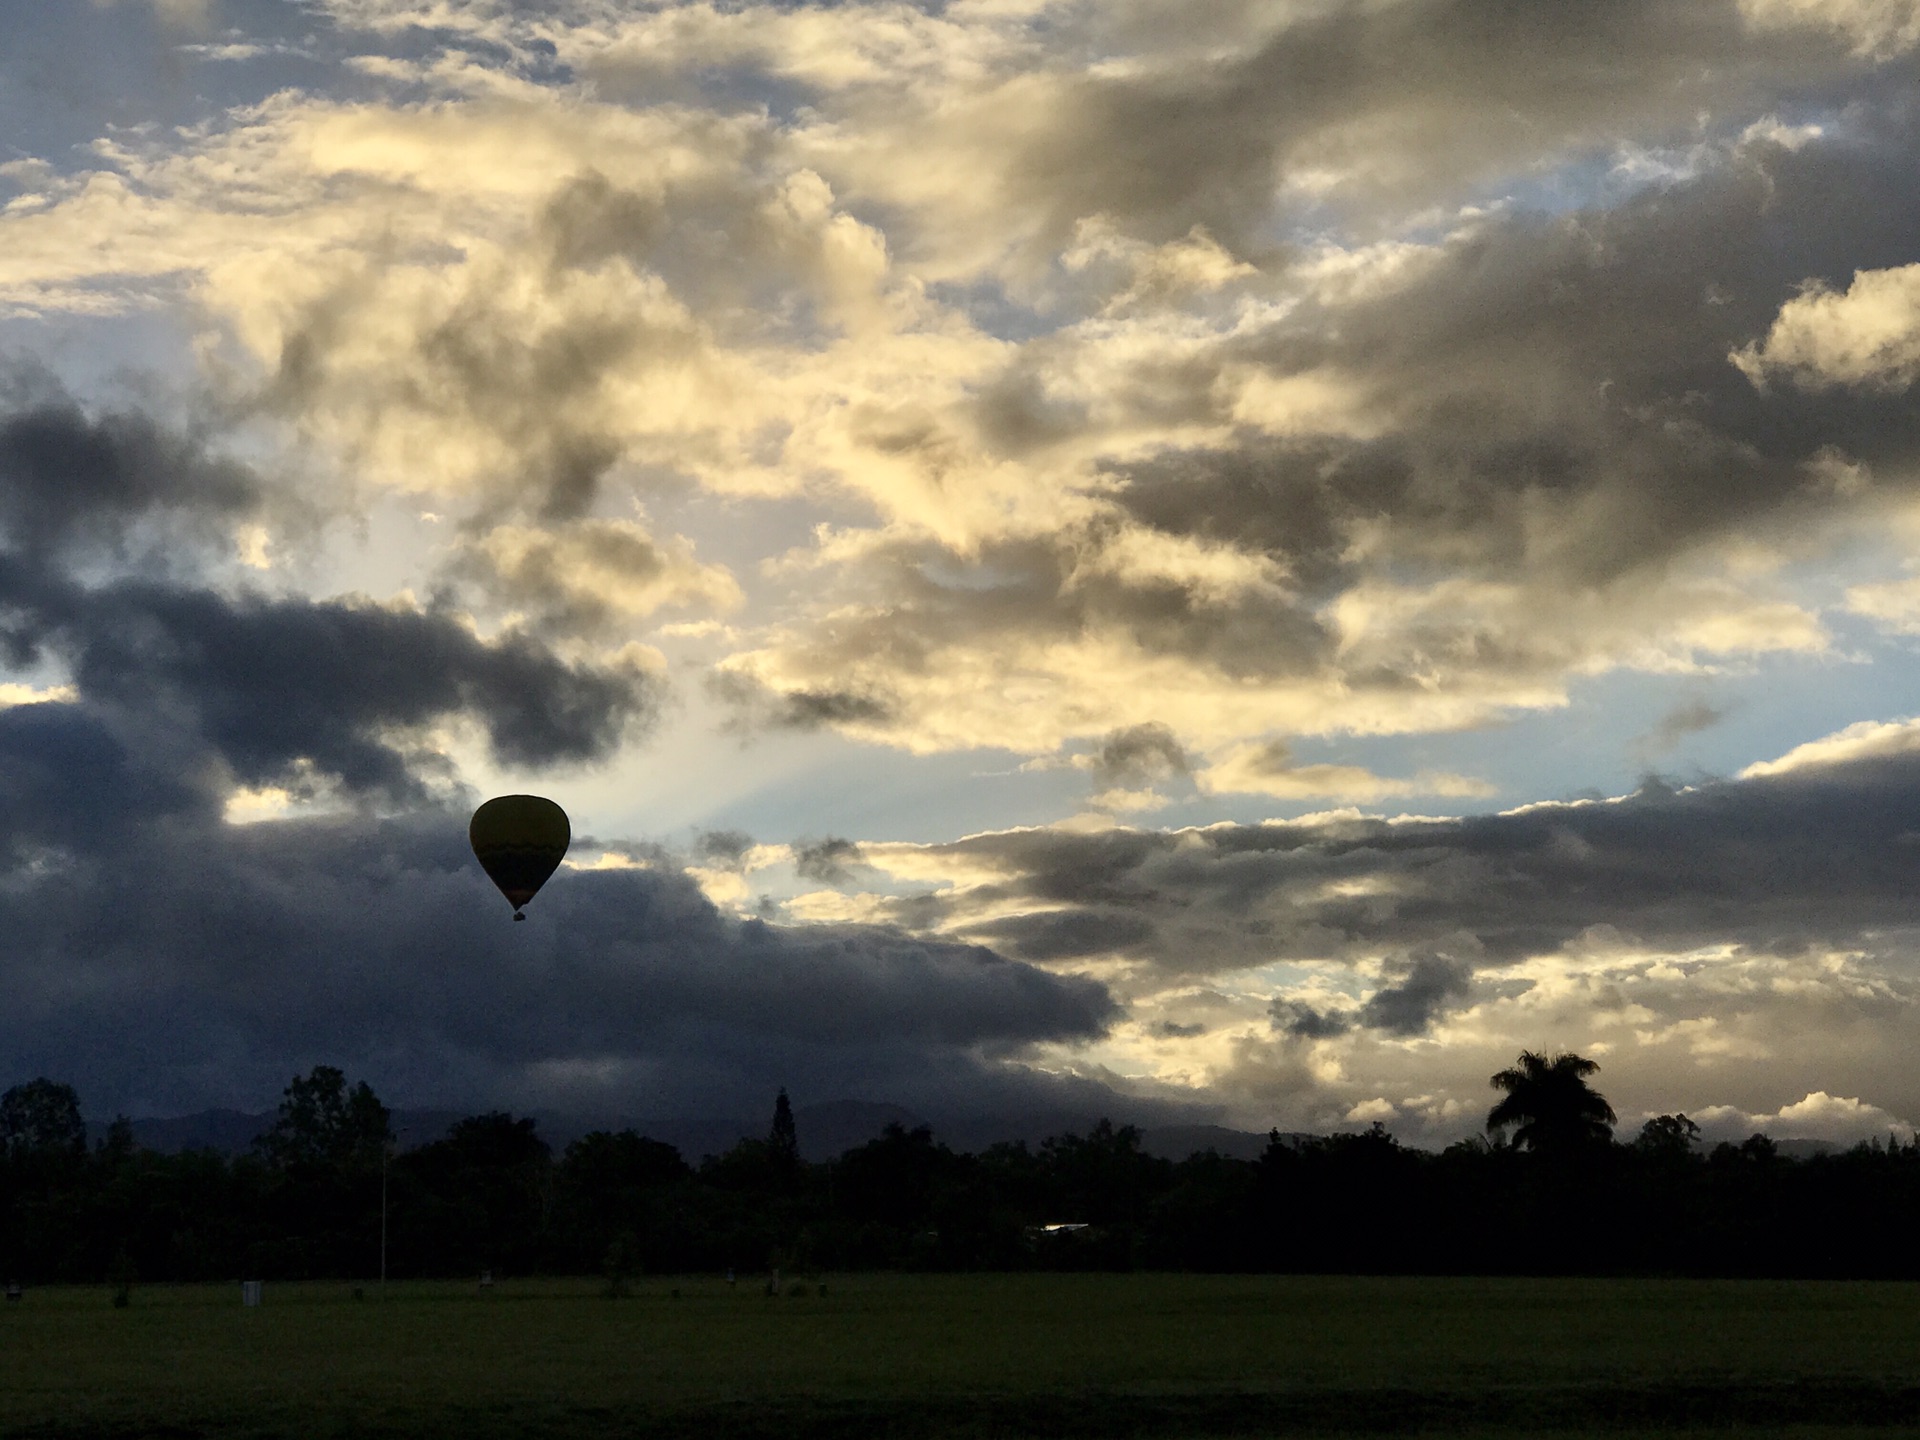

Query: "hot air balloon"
<box><xmin>469</xmin><ymin>795</ymin><xmax>570</xmax><ymax>920</ymax></box>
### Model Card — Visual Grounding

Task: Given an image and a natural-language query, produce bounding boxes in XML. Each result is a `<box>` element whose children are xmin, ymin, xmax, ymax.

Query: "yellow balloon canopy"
<box><xmin>469</xmin><ymin>795</ymin><xmax>570</xmax><ymax>920</ymax></box>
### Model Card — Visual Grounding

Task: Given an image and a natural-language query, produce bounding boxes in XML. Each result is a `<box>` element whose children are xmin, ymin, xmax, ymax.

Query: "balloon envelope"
<box><xmin>469</xmin><ymin>795</ymin><xmax>570</xmax><ymax>916</ymax></box>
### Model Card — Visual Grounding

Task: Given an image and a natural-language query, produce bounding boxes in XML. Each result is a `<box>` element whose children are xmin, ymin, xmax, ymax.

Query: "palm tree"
<box><xmin>1487</xmin><ymin>1051</ymin><xmax>1616</xmax><ymax>1154</ymax></box>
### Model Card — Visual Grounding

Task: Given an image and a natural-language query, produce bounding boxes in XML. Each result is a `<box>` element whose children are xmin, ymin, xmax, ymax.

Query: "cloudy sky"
<box><xmin>4</xmin><ymin>0</ymin><xmax>1920</xmax><ymax>1148</ymax></box>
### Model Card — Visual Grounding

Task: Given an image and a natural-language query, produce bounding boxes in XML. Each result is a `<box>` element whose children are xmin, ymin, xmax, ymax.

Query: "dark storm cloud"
<box><xmin>1105</xmin><ymin>444</ymin><xmax>1354</xmax><ymax>600</ymax></box>
<box><xmin>69</xmin><ymin>583</ymin><xmax>656</xmax><ymax>793</ymax></box>
<box><xmin>0</xmin><ymin>391</ymin><xmax>658</xmax><ymax>798</ymax></box>
<box><xmin>0</xmin><ymin>380</ymin><xmax>1126</xmax><ymax>1126</ymax></box>
<box><xmin>1270</xmin><ymin>1001</ymin><xmax>1353</xmax><ymax>1040</ymax></box>
<box><xmin>1106</xmin><ymin>127</ymin><xmax>1920</xmax><ymax>593</ymax></box>
<box><xmin>894</xmin><ymin>743</ymin><xmax>1920</xmax><ymax>1021</ymax></box>
<box><xmin>1266</xmin><ymin>957</ymin><xmax>1473</xmax><ymax>1042</ymax></box>
<box><xmin>0</xmin><ymin>768</ymin><xmax>1120</xmax><ymax>1119</ymax></box>
<box><xmin>0</xmin><ymin>700</ymin><xmax>197</xmax><ymax>855</ymax></box>
<box><xmin>968</xmin><ymin>908</ymin><xmax>1156</xmax><ymax>963</ymax></box>
<box><xmin>0</xmin><ymin>394</ymin><xmax>260</xmax><ymax>562</ymax></box>
<box><xmin>0</xmin><ymin>562</ymin><xmax>657</xmax><ymax>802</ymax></box>
<box><xmin>1356</xmin><ymin>955</ymin><xmax>1474</xmax><ymax>1037</ymax></box>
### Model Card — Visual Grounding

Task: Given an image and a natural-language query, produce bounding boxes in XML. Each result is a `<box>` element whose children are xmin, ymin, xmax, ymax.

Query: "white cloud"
<box><xmin>1739</xmin><ymin>717</ymin><xmax>1920</xmax><ymax>777</ymax></box>
<box><xmin>1844</xmin><ymin>575</ymin><xmax>1920</xmax><ymax>632</ymax></box>
<box><xmin>1694</xmin><ymin>1090</ymin><xmax>1915</xmax><ymax>1145</ymax></box>
<box><xmin>0</xmin><ymin>684</ymin><xmax>77</xmax><ymax>709</ymax></box>
<box><xmin>468</xmin><ymin>520</ymin><xmax>742</xmax><ymax>631</ymax></box>
<box><xmin>1733</xmin><ymin>264</ymin><xmax>1920</xmax><ymax>391</ymax></box>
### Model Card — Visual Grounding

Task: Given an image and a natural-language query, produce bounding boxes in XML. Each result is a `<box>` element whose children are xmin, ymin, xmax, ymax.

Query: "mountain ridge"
<box><xmin>88</xmin><ymin>1101</ymin><xmax>1292</xmax><ymax>1163</ymax></box>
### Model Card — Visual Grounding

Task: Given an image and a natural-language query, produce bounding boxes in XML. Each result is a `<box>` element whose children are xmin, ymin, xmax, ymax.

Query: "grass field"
<box><xmin>3</xmin><ymin>1273</ymin><xmax>1919</xmax><ymax>1438</ymax></box>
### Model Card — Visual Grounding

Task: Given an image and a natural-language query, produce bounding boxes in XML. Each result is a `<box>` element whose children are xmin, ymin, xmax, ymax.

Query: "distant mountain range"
<box><xmin>88</xmin><ymin>1100</ymin><xmax>1293</xmax><ymax>1164</ymax></box>
<box><xmin>89</xmin><ymin>1103</ymin><xmax>1849</xmax><ymax>1163</ymax></box>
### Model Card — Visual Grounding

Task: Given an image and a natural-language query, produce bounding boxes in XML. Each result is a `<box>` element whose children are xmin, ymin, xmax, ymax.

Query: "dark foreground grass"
<box><xmin>3</xmin><ymin>1274</ymin><xmax>1919</xmax><ymax>1438</ymax></box>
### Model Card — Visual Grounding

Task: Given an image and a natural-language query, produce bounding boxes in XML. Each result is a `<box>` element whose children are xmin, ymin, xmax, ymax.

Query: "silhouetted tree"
<box><xmin>255</xmin><ymin>1066</ymin><xmax>390</xmax><ymax>1173</ymax></box>
<box><xmin>1145</xmin><ymin>1149</ymin><xmax>1257</xmax><ymax>1272</ymax></box>
<box><xmin>837</xmin><ymin>1123</ymin><xmax>947</xmax><ymax>1229</ymax></box>
<box><xmin>562</xmin><ymin>1130</ymin><xmax>687</xmax><ymax>1196</ymax></box>
<box><xmin>1039</xmin><ymin>1119</ymin><xmax>1167</xmax><ymax>1228</ymax></box>
<box><xmin>0</xmin><ymin>1078</ymin><xmax>90</xmax><ymax>1282</ymax></box>
<box><xmin>1</xmin><ymin>1078</ymin><xmax>85</xmax><ymax>1161</ymax></box>
<box><xmin>1716</xmin><ymin>1133</ymin><xmax>1779</xmax><ymax>1166</ymax></box>
<box><xmin>394</xmin><ymin>1113</ymin><xmax>550</xmax><ymax>1275</ymax></box>
<box><xmin>94</xmin><ymin>1116</ymin><xmax>137</xmax><ymax>1166</ymax></box>
<box><xmin>1487</xmin><ymin>1051</ymin><xmax>1616</xmax><ymax>1155</ymax></box>
<box><xmin>553</xmin><ymin>1131</ymin><xmax>691</xmax><ymax>1274</ymax></box>
<box><xmin>5</xmin><ymin>1066</ymin><xmax>1919</xmax><ymax>1284</ymax></box>
<box><xmin>1635</xmin><ymin>1113</ymin><xmax>1701</xmax><ymax>1157</ymax></box>
<box><xmin>251</xmin><ymin>1066</ymin><xmax>390</xmax><ymax>1279</ymax></box>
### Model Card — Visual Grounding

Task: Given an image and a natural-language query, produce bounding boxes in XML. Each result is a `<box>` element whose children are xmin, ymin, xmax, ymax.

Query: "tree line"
<box><xmin>2</xmin><ymin>1054</ymin><xmax>1915</xmax><ymax>1287</ymax></box>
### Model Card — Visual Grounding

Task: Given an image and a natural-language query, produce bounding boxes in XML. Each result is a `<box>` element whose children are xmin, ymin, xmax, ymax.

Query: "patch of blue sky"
<box><xmin>0</xmin><ymin>3</ymin><xmax>358</xmax><ymax>172</ymax></box>
<box><xmin>1276</xmin><ymin>103</ymin><xmax>1853</xmax><ymax>259</ymax></box>
<box><xmin>633</xmin><ymin>475</ymin><xmax>877</xmax><ymax>594</ymax></box>
<box><xmin>1519</xmin><ymin>115</ymin><xmax>1835</xmax><ymax>213</ymax></box>
<box><xmin>686</xmin><ymin>64</ymin><xmax>818</xmax><ymax>124</ymax></box>
<box><xmin>922</xmin><ymin>275</ymin><xmax>1083</xmax><ymax>344</ymax></box>
<box><xmin>611</xmin><ymin>721</ymin><xmax>1096</xmax><ymax>849</ymax></box>
<box><xmin>572</xmin><ymin>44</ymin><xmax>817</xmax><ymax>123</ymax></box>
<box><xmin>0</xmin><ymin>309</ymin><xmax>203</xmax><ymax>412</ymax></box>
<box><xmin>1210</xmin><ymin>635</ymin><xmax>1920</xmax><ymax>827</ymax></box>
<box><xmin>0</xmin><ymin>0</ymin><xmax>611</xmax><ymax>178</ymax></box>
<box><xmin>0</xmin><ymin>651</ymin><xmax>76</xmax><ymax>700</ymax></box>
<box><xmin>618</xmin><ymin>638</ymin><xmax>1894</xmax><ymax>847</ymax></box>
<box><xmin>1491</xmin><ymin>146</ymin><xmax>1684</xmax><ymax>221</ymax></box>
<box><xmin>1241</xmin><ymin>958</ymin><xmax>1368</xmax><ymax>999</ymax></box>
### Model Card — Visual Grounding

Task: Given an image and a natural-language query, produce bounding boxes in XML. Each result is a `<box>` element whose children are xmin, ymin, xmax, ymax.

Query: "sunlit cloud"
<box><xmin>1692</xmin><ymin>1089</ymin><xmax>1915</xmax><ymax>1145</ymax></box>
<box><xmin>1734</xmin><ymin>262</ymin><xmax>1920</xmax><ymax>391</ymax></box>
<box><xmin>1738</xmin><ymin>716</ymin><xmax>1920</xmax><ymax>776</ymax></box>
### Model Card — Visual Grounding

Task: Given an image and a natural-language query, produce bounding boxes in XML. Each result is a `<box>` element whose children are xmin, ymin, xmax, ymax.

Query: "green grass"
<box><xmin>3</xmin><ymin>1274</ymin><xmax>1919</xmax><ymax>1437</ymax></box>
